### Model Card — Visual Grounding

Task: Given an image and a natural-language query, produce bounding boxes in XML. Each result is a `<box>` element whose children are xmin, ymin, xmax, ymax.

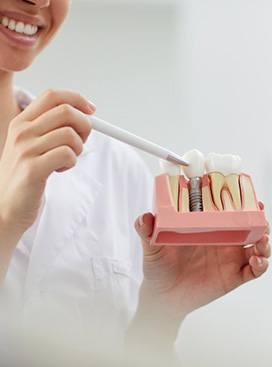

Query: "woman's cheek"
<box><xmin>40</xmin><ymin>1</ymin><xmax>70</xmax><ymax>51</ymax></box>
<box><xmin>51</xmin><ymin>0</ymin><xmax>70</xmax><ymax>30</ymax></box>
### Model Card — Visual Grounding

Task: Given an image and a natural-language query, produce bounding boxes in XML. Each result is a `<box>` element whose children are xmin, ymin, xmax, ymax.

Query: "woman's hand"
<box><xmin>135</xmin><ymin>212</ymin><xmax>270</xmax><ymax>323</ymax></box>
<box><xmin>0</xmin><ymin>89</ymin><xmax>96</xmax><ymax>239</ymax></box>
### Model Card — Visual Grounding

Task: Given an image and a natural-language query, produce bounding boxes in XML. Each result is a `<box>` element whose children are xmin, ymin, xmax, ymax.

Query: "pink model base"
<box><xmin>150</xmin><ymin>174</ymin><xmax>267</xmax><ymax>247</ymax></box>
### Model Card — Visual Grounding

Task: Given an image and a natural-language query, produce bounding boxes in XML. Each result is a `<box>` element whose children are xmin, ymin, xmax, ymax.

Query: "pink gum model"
<box><xmin>150</xmin><ymin>173</ymin><xmax>267</xmax><ymax>247</ymax></box>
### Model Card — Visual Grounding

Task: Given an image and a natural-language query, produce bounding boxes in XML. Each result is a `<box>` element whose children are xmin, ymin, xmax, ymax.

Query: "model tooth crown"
<box><xmin>206</xmin><ymin>153</ymin><xmax>242</xmax><ymax>176</ymax></box>
<box><xmin>182</xmin><ymin>149</ymin><xmax>205</xmax><ymax>178</ymax></box>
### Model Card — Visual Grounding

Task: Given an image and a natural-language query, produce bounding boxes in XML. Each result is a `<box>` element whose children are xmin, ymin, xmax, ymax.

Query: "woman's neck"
<box><xmin>0</xmin><ymin>71</ymin><xmax>21</xmax><ymax>155</ymax></box>
<box><xmin>0</xmin><ymin>70</ymin><xmax>20</xmax><ymax>129</ymax></box>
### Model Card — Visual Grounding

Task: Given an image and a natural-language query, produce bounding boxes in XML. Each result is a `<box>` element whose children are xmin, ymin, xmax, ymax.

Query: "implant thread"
<box><xmin>189</xmin><ymin>177</ymin><xmax>203</xmax><ymax>212</ymax></box>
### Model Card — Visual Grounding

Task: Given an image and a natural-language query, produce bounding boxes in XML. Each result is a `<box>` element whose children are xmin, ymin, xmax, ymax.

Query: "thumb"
<box><xmin>135</xmin><ymin>213</ymin><xmax>154</xmax><ymax>241</ymax></box>
<box><xmin>135</xmin><ymin>213</ymin><xmax>165</xmax><ymax>259</ymax></box>
<box><xmin>135</xmin><ymin>213</ymin><xmax>157</xmax><ymax>254</ymax></box>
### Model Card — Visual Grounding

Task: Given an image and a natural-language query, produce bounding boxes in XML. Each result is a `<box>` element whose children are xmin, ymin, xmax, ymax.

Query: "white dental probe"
<box><xmin>89</xmin><ymin>115</ymin><xmax>189</xmax><ymax>167</ymax></box>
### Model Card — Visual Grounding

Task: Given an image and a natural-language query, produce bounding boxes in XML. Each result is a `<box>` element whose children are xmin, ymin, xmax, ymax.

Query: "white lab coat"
<box><xmin>1</xmin><ymin>89</ymin><xmax>153</xmax><ymax>354</ymax></box>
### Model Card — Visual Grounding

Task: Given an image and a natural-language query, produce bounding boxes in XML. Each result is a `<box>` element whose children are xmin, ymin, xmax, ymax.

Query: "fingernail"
<box><xmin>87</xmin><ymin>101</ymin><xmax>96</xmax><ymax>113</ymax></box>
<box><xmin>257</xmin><ymin>257</ymin><xmax>263</xmax><ymax>266</ymax></box>
<box><xmin>139</xmin><ymin>215</ymin><xmax>144</xmax><ymax>227</ymax></box>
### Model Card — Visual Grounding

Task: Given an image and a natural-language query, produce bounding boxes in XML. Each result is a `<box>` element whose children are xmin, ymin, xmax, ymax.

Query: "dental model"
<box><xmin>205</xmin><ymin>153</ymin><xmax>242</xmax><ymax>211</ymax></box>
<box><xmin>151</xmin><ymin>151</ymin><xmax>267</xmax><ymax>247</ymax></box>
<box><xmin>182</xmin><ymin>150</ymin><xmax>205</xmax><ymax>212</ymax></box>
<box><xmin>159</xmin><ymin>160</ymin><xmax>181</xmax><ymax>211</ymax></box>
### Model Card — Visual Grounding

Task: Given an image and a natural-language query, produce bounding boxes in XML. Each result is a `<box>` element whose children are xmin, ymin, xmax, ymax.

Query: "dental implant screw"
<box><xmin>189</xmin><ymin>177</ymin><xmax>203</xmax><ymax>212</ymax></box>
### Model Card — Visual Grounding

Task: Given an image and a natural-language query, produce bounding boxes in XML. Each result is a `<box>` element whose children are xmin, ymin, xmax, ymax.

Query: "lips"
<box><xmin>0</xmin><ymin>10</ymin><xmax>45</xmax><ymax>28</ymax></box>
<box><xmin>0</xmin><ymin>22</ymin><xmax>40</xmax><ymax>48</ymax></box>
<box><xmin>0</xmin><ymin>10</ymin><xmax>45</xmax><ymax>48</ymax></box>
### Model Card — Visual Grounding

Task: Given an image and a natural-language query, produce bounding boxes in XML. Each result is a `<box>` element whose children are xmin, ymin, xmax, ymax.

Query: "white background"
<box><xmin>16</xmin><ymin>0</ymin><xmax>272</xmax><ymax>365</ymax></box>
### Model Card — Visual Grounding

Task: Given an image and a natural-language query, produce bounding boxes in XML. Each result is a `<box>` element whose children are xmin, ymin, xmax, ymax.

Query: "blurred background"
<box><xmin>15</xmin><ymin>0</ymin><xmax>272</xmax><ymax>365</ymax></box>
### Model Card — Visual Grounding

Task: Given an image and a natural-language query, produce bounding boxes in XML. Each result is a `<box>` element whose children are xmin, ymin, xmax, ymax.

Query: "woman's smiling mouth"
<box><xmin>0</xmin><ymin>10</ymin><xmax>45</xmax><ymax>48</ymax></box>
<box><xmin>1</xmin><ymin>16</ymin><xmax>39</xmax><ymax>36</ymax></box>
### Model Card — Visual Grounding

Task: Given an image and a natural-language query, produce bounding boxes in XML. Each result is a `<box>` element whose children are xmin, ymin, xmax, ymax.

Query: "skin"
<box><xmin>0</xmin><ymin>0</ymin><xmax>72</xmax><ymax>142</ymax></box>
<box><xmin>0</xmin><ymin>0</ymin><xmax>69</xmax><ymax>72</ymax></box>
<box><xmin>128</xmin><ymin>213</ymin><xmax>270</xmax><ymax>355</ymax></box>
<box><xmin>0</xmin><ymin>0</ymin><xmax>270</xmax><ymax>363</ymax></box>
<box><xmin>0</xmin><ymin>0</ymin><xmax>96</xmax><ymax>278</ymax></box>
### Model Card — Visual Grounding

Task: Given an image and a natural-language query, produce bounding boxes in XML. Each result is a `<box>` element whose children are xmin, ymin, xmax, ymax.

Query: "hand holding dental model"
<box><xmin>132</xmin><ymin>150</ymin><xmax>270</xmax><ymax>350</ymax></box>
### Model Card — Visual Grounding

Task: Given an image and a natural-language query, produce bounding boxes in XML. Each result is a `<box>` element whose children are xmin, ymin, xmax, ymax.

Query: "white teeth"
<box><xmin>2</xmin><ymin>16</ymin><xmax>8</xmax><ymax>27</ymax></box>
<box><xmin>182</xmin><ymin>149</ymin><xmax>205</xmax><ymax>178</ymax></box>
<box><xmin>1</xmin><ymin>16</ymin><xmax>39</xmax><ymax>36</ymax></box>
<box><xmin>24</xmin><ymin>24</ymin><xmax>35</xmax><ymax>36</ymax></box>
<box><xmin>15</xmin><ymin>22</ymin><xmax>24</xmax><ymax>33</ymax></box>
<box><xmin>8</xmin><ymin>19</ymin><xmax>16</xmax><ymax>31</ymax></box>
<box><xmin>206</xmin><ymin>153</ymin><xmax>242</xmax><ymax>176</ymax></box>
<box><xmin>159</xmin><ymin>159</ymin><xmax>181</xmax><ymax>176</ymax></box>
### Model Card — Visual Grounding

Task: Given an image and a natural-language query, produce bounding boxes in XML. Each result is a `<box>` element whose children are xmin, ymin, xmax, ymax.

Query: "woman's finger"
<box><xmin>32</xmin><ymin>104</ymin><xmax>92</xmax><ymax>143</ymax></box>
<box><xmin>254</xmin><ymin>236</ymin><xmax>271</xmax><ymax>258</ymax></box>
<box><xmin>19</xmin><ymin>89</ymin><xmax>96</xmax><ymax>121</ymax></box>
<box><xmin>135</xmin><ymin>213</ymin><xmax>164</xmax><ymax>257</ymax></box>
<box><xmin>244</xmin><ymin>235</ymin><xmax>270</xmax><ymax>260</ymax></box>
<box><xmin>33</xmin><ymin>127</ymin><xmax>84</xmax><ymax>157</ymax></box>
<box><xmin>249</xmin><ymin>256</ymin><xmax>269</xmax><ymax>278</ymax></box>
<box><xmin>135</xmin><ymin>213</ymin><xmax>154</xmax><ymax>241</ymax></box>
<box><xmin>266</xmin><ymin>222</ymin><xmax>270</xmax><ymax>235</ymax></box>
<box><xmin>242</xmin><ymin>256</ymin><xmax>269</xmax><ymax>283</ymax></box>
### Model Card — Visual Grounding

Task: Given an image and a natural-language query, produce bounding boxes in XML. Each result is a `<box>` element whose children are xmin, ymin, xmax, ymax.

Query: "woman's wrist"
<box><xmin>0</xmin><ymin>214</ymin><xmax>23</xmax><ymax>282</ymax></box>
<box><xmin>0</xmin><ymin>209</ymin><xmax>25</xmax><ymax>241</ymax></box>
<box><xmin>139</xmin><ymin>280</ymin><xmax>188</xmax><ymax>317</ymax></box>
<box><xmin>126</xmin><ymin>281</ymin><xmax>187</xmax><ymax>354</ymax></box>
<box><xmin>127</xmin><ymin>308</ymin><xmax>182</xmax><ymax>350</ymax></box>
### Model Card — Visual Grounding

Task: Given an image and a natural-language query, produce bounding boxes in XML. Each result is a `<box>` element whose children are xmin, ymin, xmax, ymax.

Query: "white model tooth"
<box><xmin>221</xmin><ymin>189</ymin><xmax>234</xmax><ymax>211</ymax></box>
<box><xmin>206</xmin><ymin>153</ymin><xmax>242</xmax><ymax>176</ymax></box>
<box><xmin>206</xmin><ymin>153</ymin><xmax>224</xmax><ymax>210</ymax></box>
<box><xmin>2</xmin><ymin>17</ymin><xmax>9</xmax><ymax>27</ymax></box>
<box><xmin>210</xmin><ymin>172</ymin><xmax>225</xmax><ymax>210</ymax></box>
<box><xmin>182</xmin><ymin>149</ymin><xmax>205</xmax><ymax>178</ymax></box>
<box><xmin>8</xmin><ymin>19</ymin><xmax>16</xmax><ymax>31</ymax></box>
<box><xmin>206</xmin><ymin>153</ymin><xmax>242</xmax><ymax>211</ymax></box>
<box><xmin>240</xmin><ymin>175</ymin><xmax>259</xmax><ymax>210</ymax></box>
<box><xmin>223</xmin><ymin>154</ymin><xmax>242</xmax><ymax>210</ymax></box>
<box><xmin>222</xmin><ymin>154</ymin><xmax>242</xmax><ymax>176</ymax></box>
<box><xmin>206</xmin><ymin>152</ymin><xmax>219</xmax><ymax>173</ymax></box>
<box><xmin>15</xmin><ymin>22</ymin><xmax>24</xmax><ymax>33</ymax></box>
<box><xmin>225</xmin><ymin>174</ymin><xmax>242</xmax><ymax>210</ymax></box>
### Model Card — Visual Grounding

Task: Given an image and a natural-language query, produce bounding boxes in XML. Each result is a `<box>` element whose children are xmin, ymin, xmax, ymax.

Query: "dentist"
<box><xmin>0</xmin><ymin>0</ymin><xmax>270</xmax><ymax>363</ymax></box>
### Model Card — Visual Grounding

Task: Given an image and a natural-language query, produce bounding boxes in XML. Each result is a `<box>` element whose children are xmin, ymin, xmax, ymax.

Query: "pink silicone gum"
<box><xmin>150</xmin><ymin>173</ymin><xmax>267</xmax><ymax>247</ymax></box>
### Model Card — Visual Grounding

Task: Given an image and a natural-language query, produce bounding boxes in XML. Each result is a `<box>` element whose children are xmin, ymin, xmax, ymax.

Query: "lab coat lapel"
<box><xmin>24</xmin><ymin>138</ymin><xmax>102</xmax><ymax>299</ymax></box>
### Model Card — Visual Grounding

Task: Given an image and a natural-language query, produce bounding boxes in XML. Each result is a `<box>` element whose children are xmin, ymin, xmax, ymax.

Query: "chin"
<box><xmin>0</xmin><ymin>53</ymin><xmax>34</xmax><ymax>72</ymax></box>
